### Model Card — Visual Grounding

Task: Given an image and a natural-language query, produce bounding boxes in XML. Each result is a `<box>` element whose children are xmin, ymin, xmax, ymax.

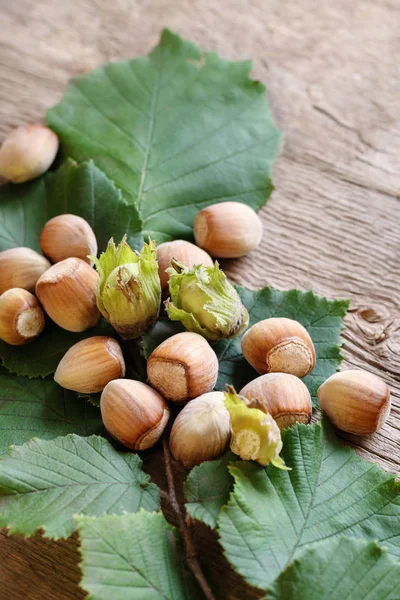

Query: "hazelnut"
<box><xmin>40</xmin><ymin>214</ymin><xmax>97</xmax><ymax>265</ymax></box>
<box><xmin>318</xmin><ymin>370</ymin><xmax>391</xmax><ymax>435</ymax></box>
<box><xmin>100</xmin><ymin>379</ymin><xmax>170</xmax><ymax>450</ymax></box>
<box><xmin>157</xmin><ymin>240</ymin><xmax>213</xmax><ymax>289</ymax></box>
<box><xmin>240</xmin><ymin>373</ymin><xmax>312</xmax><ymax>429</ymax></box>
<box><xmin>0</xmin><ymin>288</ymin><xmax>45</xmax><ymax>345</ymax></box>
<box><xmin>169</xmin><ymin>391</ymin><xmax>231</xmax><ymax>467</ymax></box>
<box><xmin>35</xmin><ymin>257</ymin><xmax>100</xmax><ymax>332</ymax></box>
<box><xmin>0</xmin><ymin>247</ymin><xmax>51</xmax><ymax>294</ymax></box>
<box><xmin>54</xmin><ymin>336</ymin><xmax>125</xmax><ymax>394</ymax></box>
<box><xmin>194</xmin><ymin>202</ymin><xmax>263</xmax><ymax>258</ymax></box>
<box><xmin>147</xmin><ymin>332</ymin><xmax>218</xmax><ymax>403</ymax></box>
<box><xmin>241</xmin><ymin>317</ymin><xmax>316</xmax><ymax>378</ymax></box>
<box><xmin>0</xmin><ymin>124</ymin><xmax>58</xmax><ymax>183</ymax></box>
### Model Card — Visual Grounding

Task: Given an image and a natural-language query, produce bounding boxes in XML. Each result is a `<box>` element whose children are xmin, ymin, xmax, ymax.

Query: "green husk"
<box><xmin>92</xmin><ymin>236</ymin><xmax>161</xmax><ymax>339</ymax></box>
<box><xmin>165</xmin><ymin>260</ymin><xmax>248</xmax><ymax>341</ymax></box>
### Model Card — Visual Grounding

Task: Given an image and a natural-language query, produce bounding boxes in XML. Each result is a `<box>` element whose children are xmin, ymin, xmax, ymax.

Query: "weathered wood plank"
<box><xmin>0</xmin><ymin>0</ymin><xmax>399</xmax><ymax>597</ymax></box>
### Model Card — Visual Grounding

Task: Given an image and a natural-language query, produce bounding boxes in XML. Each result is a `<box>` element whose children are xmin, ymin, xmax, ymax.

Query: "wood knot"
<box><xmin>353</xmin><ymin>306</ymin><xmax>391</xmax><ymax>345</ymax></box>
<box><xmin>358</xmin><ymin>307</ymin><xmax>386</xmax><ymax>323</ymax></box>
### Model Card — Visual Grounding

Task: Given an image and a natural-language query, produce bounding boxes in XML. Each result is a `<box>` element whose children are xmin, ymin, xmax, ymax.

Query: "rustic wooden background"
<box><xmin>0</xmin><ymin>0</ymin><xmax>399</xmax><ymax>598</ymax></box>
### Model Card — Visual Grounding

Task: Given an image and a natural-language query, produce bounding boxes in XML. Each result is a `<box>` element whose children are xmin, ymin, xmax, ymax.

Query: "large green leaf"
<box><xmin>185</xmin><ymin>452</ymin><xmax>237</xmax><ymax>529</ymax></box>
<box><xmin>0</xmin><ymin>370</ymin><xmax>103</xmax><ymax>455</ymax></box>
<box><xmin>144</xmin><ymin>287</ymin><xmax>349</xmax><ymax>404</ymax></box>
<box><xmin>218</xmin><ymin>419</ymin><xmax>400</xmax><ymax>590</ymax></box>
<box><xmin>265</xmin><ymin>537</ymin><xmax>400</xmax><ymax>600</ymax></box>
<box><xmin>0</xmin><ymin>435</ymin><xmax>160</xmax><ymax>539</ymax></box>
<box><xmin>0</xmin><ymin>318</ymin><xmax>115</xmax><ymax>378</ymax></box>
<box><xmin>0</xmin><ymin>159</ymin><xmax>142</xmax><ymax>254</ymax></box>
<box><xmin>47</xmin><ymin>29</ymin><xmax>281</xmax><ymax>243</ymax></box>
<box><xmin>76</xmin><ymin>511</ymin><xmax>202</xmax><ymax>599</ymax></box>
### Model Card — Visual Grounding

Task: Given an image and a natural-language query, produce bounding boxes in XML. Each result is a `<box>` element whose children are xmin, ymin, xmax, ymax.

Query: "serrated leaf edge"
<box><xmin>0</xmin><ymin>434</ymin><xmax>159</xmax><ymax>540</ymax></box>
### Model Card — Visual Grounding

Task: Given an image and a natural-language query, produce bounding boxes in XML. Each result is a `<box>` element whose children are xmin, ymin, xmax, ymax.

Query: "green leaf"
<box><xmin>144</xmin><ymin>287</ymin><xmax>349</xmax><ymax>405</ymax></box>
<box><xmin>264</xmin><ymin>537</ymin><xmax>400</xmax><ymax>600</ymax></box>
<box><xmin>218</xmin><ymin>419</ymin><xmax>400</xmax><ymax>590</ymax></box>
<box><xmin>0</xmin><ymin>318</ymin><xmax>115</xmax><ymax>378</ymax></box>
<box><xmin>0</xmin><ymin>159</ymin><xmax>142</xmax><ymax>254</ymax></box>
<box><xmin>0</xmin><ymin>370</ymin><xmax>103</xmax><ymax>455</ymax></box>
<box><xmin>185</xmin><ymin>452</ymin><xmax>237</xmax><ymax>529</ymax></box>
<box><xmin>0</xmin><ymin>434</ymin><xmax>160</xmax><ymax>539</ymax></box>
<box><xmin>76</xmin><ymin>511</ymin><xmax>202</xmax><ymax>599</ymax></box>
<box><xmin>47</xmin><ymin>29</ymin><xmax>281</xmax><ymax>243</ymax></box>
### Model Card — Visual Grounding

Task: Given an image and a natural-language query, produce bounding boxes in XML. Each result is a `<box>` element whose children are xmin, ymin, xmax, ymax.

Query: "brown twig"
<box><xmin>162</xmin><ymin>438</ymin><xmax>216</xmax><ymax>600</ymax></box>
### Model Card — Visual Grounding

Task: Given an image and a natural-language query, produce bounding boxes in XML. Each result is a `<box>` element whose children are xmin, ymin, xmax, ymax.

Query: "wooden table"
<box><xmin>0</xmin><ymin>1</ymin><xmax>399</xmax><ymax>598</ymax></box>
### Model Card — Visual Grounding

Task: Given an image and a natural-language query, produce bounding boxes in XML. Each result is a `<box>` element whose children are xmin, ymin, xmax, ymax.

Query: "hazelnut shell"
<box><xmin>318</xmin><ymin>370</ymin><xmax>391</xmax><ymax>435</ymax></box>
<box><xmin>240</xmin><ymin>372</ymin><xmax>312</xmax><ymax>429</ymax></box>
<box><xmin>147</xmin><ymin>332</ymin><xmax>218</xmax><ymax>403</ymax></box>
<box><xmin>241</xmin><ymin>317</ymin><xmax>316</xmax><ymax>378</ymax></box>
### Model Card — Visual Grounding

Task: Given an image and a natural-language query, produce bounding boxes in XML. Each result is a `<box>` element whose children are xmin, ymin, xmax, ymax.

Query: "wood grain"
<box><xmin>0</xmin><ymin>0</ymin><xmax>399</xmax><ymax>598</ymax></box>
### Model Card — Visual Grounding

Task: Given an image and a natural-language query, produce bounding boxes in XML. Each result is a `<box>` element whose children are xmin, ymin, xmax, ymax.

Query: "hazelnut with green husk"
<box><xmin>224</xmin><ymin>385</ymin><xmax>289</xmax><ymax>469</ymax></box>
<box><xmin>165</xmin><ymin>259</ymin><xmax>249</xmax><ymax>341</ymax></box>
<box><xmin>91</xmin><ymin>236</ymin><xmax>161</xmax><ymax>339</ymax></box>
<box><xmin>169</xmin><ymin>386</ymin><xmax>288</xmax><ymax>470</ymax></box>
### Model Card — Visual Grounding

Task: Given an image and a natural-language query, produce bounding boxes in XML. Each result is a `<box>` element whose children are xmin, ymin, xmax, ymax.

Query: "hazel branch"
<box><xmin>162</xmin><ymin>438</ymin><xmax>216</xmax><ymax>600</ymax></box>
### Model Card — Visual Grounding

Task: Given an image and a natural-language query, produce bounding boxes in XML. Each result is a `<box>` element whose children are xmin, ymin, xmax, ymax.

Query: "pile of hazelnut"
<box><xmin>0</xmin><ymin>124</ymin><xmax>392</xmax><ymax>470</ymax></box>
